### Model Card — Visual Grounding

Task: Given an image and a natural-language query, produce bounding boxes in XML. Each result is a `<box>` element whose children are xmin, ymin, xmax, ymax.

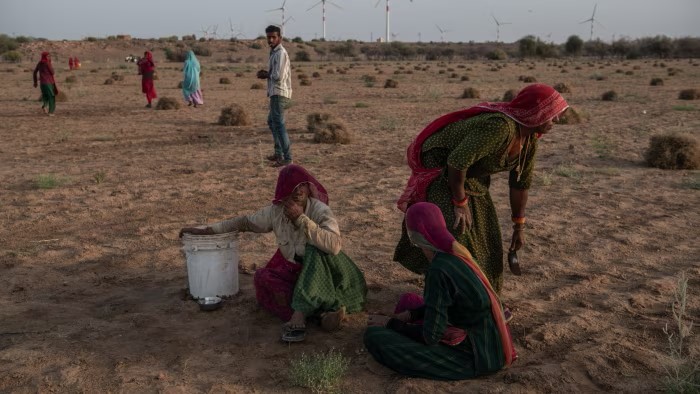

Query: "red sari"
<box><xmin>137</xmin><ymin>51</ymin><xmax>157</xmax><ymax>102</ymax></box>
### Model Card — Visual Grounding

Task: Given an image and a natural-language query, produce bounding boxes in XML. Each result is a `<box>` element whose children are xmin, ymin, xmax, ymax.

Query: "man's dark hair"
<box><xmin>265</xmin><ymin>25</ymin><xmax>282</xmax><ymax>36</ymax></box>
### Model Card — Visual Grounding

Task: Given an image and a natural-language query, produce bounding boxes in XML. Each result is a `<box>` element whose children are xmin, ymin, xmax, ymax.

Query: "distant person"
<box><xmin>74</xmin><ymin>56</ymin><xmax>81</xmax><ymax>69</ymax></box>
<box><xmin>256</xmin><ymin>25</ymin><xmax>292</xmax><ymax>168</ymax></box>
<box><xmin>33</xmin><ymin>52</ymin><xmax>58</xmax><ymax>116</ymax></box>
<box><xmin>182</xmin><ymin>50</ymin><xmax>203</xmax><ymax>107</ymax></box>
<box><xmin>180</xmin><ymin>164</ymin><xmax>367</xmax><ymax>343</ymax></box>
<box><xmin>68</xmin><ymin>57</ymin><xmax>74</xmax><ymax>70</ymax></box>
<box><xmin>137</xmin><ymin>51</ymin><xmax>157</xmax><ymax>108</ymax></box>
<box><xmin>394</xmin><ymin>84</ymin><xmax>569</xmax><ymax>293</ymax></box>
<box><xmin>365</xmin><ymin>202</ymin><xmax>516</xmax><ymax>380</ymax></box>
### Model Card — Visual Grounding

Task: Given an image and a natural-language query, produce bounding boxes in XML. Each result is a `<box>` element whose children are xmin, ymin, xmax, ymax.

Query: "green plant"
<box><xmin>554</xmin><ymin>165</ymin><xmax>581</xmax><ymax>179</ymax></box>
<box><xmin>35</xmin><ymin>174</ymin><xmax>64</xmax><ymax>189</ymax></box>
<box><xmin>380</xmin><ymin>117</ymin><xmax>399</xmax><ymax>131</ymax></box>
<box><xmin>681</xmin><ymin>175</ymin><xmax>700</xmax><ymax>190</ymax></box>
<box><xmin>662</xmin><ymin>271</ymin><xmax>700</xmax><ymax>393</ymax></box>
<box><xmin>288</xmin><ymin>349</ymin><xmax>349</xmax><ymax>394</ymax></box>
<box><xmin>673</xmin><ymin>105</ymin><xmax>696</xmax><ymax>111</ymax></box>
<box><xmin>2</xmin><ymin>50</ymin><xmax>22</xmax><ymax>62</ymax></box>
<box><xmin>354</xmin><ymin>102</ymin><xmax>369</xmax><ymax>108</ymax></box>
<box><xmin>93</xmin><ymin>171</ymin><xmax>106</xmax><ymax>184</ymax></box>
<box><xmin>323</xmin><ymin>96</ymin><xmax>338</xmax><ymax>104</ymax></box>
<box><xmin>592</xmin><ymin>136</ymin><xmax>613</xmax><ymax>158</ymax></box>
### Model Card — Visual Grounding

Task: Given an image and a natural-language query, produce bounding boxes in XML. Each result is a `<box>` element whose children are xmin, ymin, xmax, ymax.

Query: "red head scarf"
<box><xmin>144</xmin><ymin>51</ymin><xmax>153</xmax><ymax>61</ymax></box>
<box><xmin>40</xmin><ymin>52</ymin><xmax>51</xmax><ymax>64</ymax></box>
<box><xmin>397</xmin><ymin>84</ymin><xmax>568</xmax><ymax>212</ymax></box>
<box><xmin>405</xmin><ymin>202</ymin><xmax>516</xmax><ymax>367</ymax></box>
<box><xmin>272</xmin><ymin>164</ymin><xmax>329</xmax><ymax>205</ymax></box>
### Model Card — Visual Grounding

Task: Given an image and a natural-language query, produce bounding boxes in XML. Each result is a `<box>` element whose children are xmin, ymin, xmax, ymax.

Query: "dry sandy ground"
<box><xmin>1</xmin><ymin>41</ymin><xmax>699</xmax><ymax>393</ymax></box>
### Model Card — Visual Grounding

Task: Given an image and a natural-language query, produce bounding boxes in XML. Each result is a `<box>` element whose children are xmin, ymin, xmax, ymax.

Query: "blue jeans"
<box><xmin>268</xmin><ymin>95</ymin><xmax>292</xmax><ymax>161</ymax></box>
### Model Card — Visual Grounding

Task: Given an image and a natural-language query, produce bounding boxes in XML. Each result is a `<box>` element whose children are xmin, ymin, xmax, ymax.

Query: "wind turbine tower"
<box><xmin>375</xmin><ymin>0</ymin><xmax>413</xmax><ymax>43</ymax></box>
<box><xmin>580</xmin><ymin>4</ymin><xmax>604</xmax><ymax>41</ymax></box>
<box><xmin>435</xmin><ymin>24</ymin><xmax>450</xmax><ymax>43</ymax></box>
<box><xmin>491</xmin><ymin>13</ymin><xmax>511</xmax><ymax>43</ymax></box>
<box><xmin>307</xmin><ymin>0</ymin><xmax>342</xmax><ymax>40</ymax></box>
<box><xmin>267</xmin><ymin>0</ymin><xmax>289</xmax><ymax>33</ymax></box>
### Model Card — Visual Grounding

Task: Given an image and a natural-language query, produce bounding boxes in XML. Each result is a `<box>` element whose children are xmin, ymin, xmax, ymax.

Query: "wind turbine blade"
<box><xmin>592</xmin><ymin>4</ymin><xmax>597</xmax><ymax>19</ymax></box>
<box><xmin>329</xmin><ymin>1</ymin><xmax>343</xmax><ymax>10</ymax></box>
<box><xmin>306</xmin><ymin>1</ymin><xmax>322</xmax><ymax>11</ymax></box>
<box><xmin>282</xmin><ymin>0</ymin><xmax>287</xmax><ymax>8</ymax></box>
<box><xmin>579</xmin><ymin>18</ymin><xmax>592</xmax><ymax>24</ymax></box>
<box><xmin>375</xmin><ymin>0</ymin><xmax>382</xmax><ymax>8</ymax></box>
<box><xmin>595</xmin><ymin>20</ymin><xmax>606</xmax><ymax>29</ymax></box>
<box><xmin>266</xmin><ymin>7</ymin><xmax>282</xmax><ymax>12</ymax></box>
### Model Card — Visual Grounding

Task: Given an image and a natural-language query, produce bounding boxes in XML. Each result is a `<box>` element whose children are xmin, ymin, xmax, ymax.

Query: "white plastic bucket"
<box><xmin>182</xmin><ymin>232</ymin><xmax>239</xmax><ymax>299</ymax></box>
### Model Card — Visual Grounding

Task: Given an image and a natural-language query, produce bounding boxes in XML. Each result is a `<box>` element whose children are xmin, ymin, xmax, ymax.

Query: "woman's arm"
<box><xmin>296</xmin><ymin>202</ymin><xmax>342</xmax><ymax>255</ymax></box>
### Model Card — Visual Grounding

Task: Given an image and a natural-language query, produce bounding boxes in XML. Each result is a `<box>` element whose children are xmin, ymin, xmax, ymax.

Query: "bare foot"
<box><xmin>285</xmin><ymin>310</ymin><xmax>305</xmax><ymax>329</ymax></box>
<box><xmin>321</xmin><ymin>306</ymin><xmax>346</xmax><ymax>332</ymax></box>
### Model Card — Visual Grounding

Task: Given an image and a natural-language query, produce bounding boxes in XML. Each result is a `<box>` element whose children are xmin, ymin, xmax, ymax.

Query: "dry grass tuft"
<box><xmin>104</xmin><ymin>78</ymin><xmax>114</xmax><ymax>85</ymax></box>
<box><xmin>218</xmin><ymin>104</ymin><xmax>251</xmax><ymax>126</ymax></box>
<box><xmin>553</xmin><ymin>82</ymin><xmax>572</xmax><ymax>93</ymax></box>
<box><xmin>678</xmin><ymin>89</ymin><xmax>700</xmax><ymax>100</ymax></box>
<box><xmin>384</xmin><ymin>79</ymin><xmax>398</xmax><ymax>88</ymax></box>
<box><xmin>56</xmin><ymin>91</ymin><xmax>68</xmax><ymax>102</ymax></box>
<box><xmin>601</xmin><ymin>90</ymin><xmax>618</xmax><ymax>101</ymax></box>
<box><xmin>502</xmin><ymin>89</ymin><xmax>518</xmax><ymax>102</ymax></box>
<box><xmin>300</xmin><ymin>79</ymin><xmax>312</xmax><ymax>86</ymax></box>
<box><xmin>155</xmin><ymin>97</ymin><xmax>180</xmax><ymax>110</ymax></box>
<box><xmin>65</xmin><ymin>75</ymin><xmax>77</xmax><ymax>83</ymax></box>
<box><xmin>650</xmin><ymin>78</ymin><xmax>664</xmax><ymax>86</ymax></box>
<box><xmin>555</xmin><ymin>106</ymin><xmax>584</xmax><ymax>125</ymax></box>
<box><xmin>461</xmin><ymin>87</ymin><xmax>480</xmax><ymax>99</ymax></box>
<box><xmin>219</xmin><ymin>77</ymin><xmax>231</xmax><ymax>84</ymax></box>
<box><xmin>307</xmin><ymin>113</ymin><xmax>352</xmax><ymax>144</ymax></box>
<box><xmin>250</xmin><ymin>82</ymin><xmax>264</xmax><ymax>90</ymax></box>
<box><xmin>519</xmin><ymin>75</ymin><xmax>537</xmax><ymax>83</ymax></box>
<box><xmin>645</xmin><ymin>134</ymin><xmax>700</xmax><ymax>170</ymax></box>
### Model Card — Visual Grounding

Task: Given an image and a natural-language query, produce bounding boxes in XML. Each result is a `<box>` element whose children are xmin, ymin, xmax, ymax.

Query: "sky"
<box><xmin>1</xmin><ymin>0</ymin><xmax>699</xmax><ymax>44</ymax></box>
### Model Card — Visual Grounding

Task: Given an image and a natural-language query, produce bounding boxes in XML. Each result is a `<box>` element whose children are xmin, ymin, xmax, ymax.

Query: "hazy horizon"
<box><xmin>1</xmin><ymin>0</ymin><xmax>699</xmax><ymax>44</ymax></box>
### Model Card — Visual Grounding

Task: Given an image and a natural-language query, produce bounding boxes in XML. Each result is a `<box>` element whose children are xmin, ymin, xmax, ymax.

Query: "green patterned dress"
<box><xmin>393</xmin><ymin>113</ymin><xmax>536</xmax><ymax>293</ymax></box>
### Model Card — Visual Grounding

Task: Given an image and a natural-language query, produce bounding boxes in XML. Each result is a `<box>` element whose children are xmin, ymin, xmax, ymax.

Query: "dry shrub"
<box><xmin>235</xmin><ymin>72</ymin><xmax>244</xmax><ymax>77</ymax></box>
<box><xmin>553</xmin><ymin>82</ymin><xmax>572</xmax><ymax>93</ymax></box>
<box><xmin>218</xmin><ymin>104</ymin><xmax>251</xmax><ymax>126</ymax></box>
<box><xmin>519</xmin><ymin>76</ymin><xmax>537</xmax><ymax>83</ymax></box>
<box><xmin>312</xmin><ymin>72</ymin><xmax>321</xmax><ymax>78</ymax></box>
<box><xmin>645</xmin><ymin>134</ymin><xmax>700</xmax><ymax>170</ymax></box>
<box><xmin>625</xmin><ymin>70</ymin><xmax>634</xmax><ymax>75</ymax></box>
<box><xmin>177</xmin><ymin>81</ymin><xmax>183</xmax><ymax>88</ymax></box>
<box><xmin>250</xmin><ymin>82</ymin><xmax>264</xmax><ymax>90</ymax></box>
<box><xmin>461</xmin><ymin>75</ymin><xmax>470</xmax><ymax>81</ymax></box>
<box><xmin>104</xmin><ymin>78</ymin><xmax>114</xmax><ymax>85</ymax></box>
<box><xmin>555</xmin><ymin>107</ymin><xmax>583</xmax><ymax>125</ymax></box>
<box><xmin>384</xmin><ymin>79</ymin><xmax>398</xmax><ymax>88</ymax></box>
<box><xmin>219</xmin><ymin>77</ymin><xmax>231</xmax><ymax>84</ymax></box>
<box><xmin>155</xmin><ymin>97</ymin><xmax>180</xmax><ymax>110</ymax></box>
<box><xmin>326</xmin><ymin>69</ymin><xmax>335</xmax><ymax>74</ymax></box>
<box><xmin>461</xmin><ymin>87</ymin><xmax>480</xmax><ymax>99</ymax></box>
<box><xmin>650</xmin><ymin>78</ymin><xmax>664</xmax><ymax>86</ymax></box>
<box><xmin>307</xmin><ymin>113</ymin><xmax>351</xmax><ymax>144</ymax></box>
<box><xmin>300</xmin><ymin>79</ymin><xmax>312</xmax><ymax>86</ymax></box>
<box><xmin>601</xmin><ymin>90</ymin><xmax>618</xmax><ymax>101</ymax></box>
<box><xmin>502</xmin><ymin>89</ymin><xmax>518</xmax><ymax>102</ymax></box>
<box><xmin>55</xmin><ymin>91</ymin><xmax>68</xmax><ymax>102</ymax></box>
<box><xmin>65</xmin><ymin>75</ymin><xmax>77</xmax><ymax>83</ymax></box>
<box><xmin>678</xmin><ymin>89</ymin><xmax>700</xmax><ymax>100</ymax></box>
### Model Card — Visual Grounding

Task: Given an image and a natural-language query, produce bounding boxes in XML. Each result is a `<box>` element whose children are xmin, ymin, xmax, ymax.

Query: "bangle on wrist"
<box><xmin>511</xmin><ymin>216</ymin><xmax>526</xmax><ymax>224</ymax></box>
<box><xmin>513</xmin><ymin>223</ymin><xmax>525</xmax><ymax>231</ymax></box>
<box><xmin>452</xmin><ymin>196</ymin><xmax>468</xmax><ymax>207</ymax></box>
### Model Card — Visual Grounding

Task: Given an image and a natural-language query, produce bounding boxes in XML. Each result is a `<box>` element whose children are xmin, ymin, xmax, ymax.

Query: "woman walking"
<box><xmin>33</xmin><ymin>52</ymin><xmax>58</xmax><ymax>116</ymax></box>
<box><xmin>182</xmin><ymin>50</ymin><xmax>203</xmax><ymax>107</ymax></box>
<box><xmin>137</xmin><ymin>51</ymin><xmax>157</xmax><ymax>108</ymax></box>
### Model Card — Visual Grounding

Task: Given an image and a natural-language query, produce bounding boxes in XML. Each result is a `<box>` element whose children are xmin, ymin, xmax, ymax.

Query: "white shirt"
<box><xmin>267</xmin><ymin>44</ymin><xmax>292</xmax><ymax>99</ymax></box>
<box><xmin>210</xmin><ymin>198</ymin><xmax>341</xmax><ymax>262</ymax></box>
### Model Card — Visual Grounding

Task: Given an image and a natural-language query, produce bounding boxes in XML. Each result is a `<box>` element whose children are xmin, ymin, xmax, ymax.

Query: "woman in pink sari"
<box><xmin>394</xmin><ymin>84</ymin><xmax>568</xmax><ymax>293</ymax></box>
<box><xmin>137</xmin><ymin>51</ymin><xmax>157</xmax><ymax>108</ymax></box>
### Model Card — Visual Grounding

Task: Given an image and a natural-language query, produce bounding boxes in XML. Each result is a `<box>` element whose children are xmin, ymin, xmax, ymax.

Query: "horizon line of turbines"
<box><xmin>196</xmin><ymin>2</ymin><xmax>603</xmax><ymax>44</ymax></box>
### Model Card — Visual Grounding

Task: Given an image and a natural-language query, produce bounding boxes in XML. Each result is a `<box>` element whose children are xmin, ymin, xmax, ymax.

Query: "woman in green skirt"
<box><xmin>33</xmin><ymin>52</ymin><xmax>58</xmax><ymax>116</ymax></box>
<box><xmin>394</xmin><ymin>84</ymin><xmax>568</xmax><ymax>293</ymax></box>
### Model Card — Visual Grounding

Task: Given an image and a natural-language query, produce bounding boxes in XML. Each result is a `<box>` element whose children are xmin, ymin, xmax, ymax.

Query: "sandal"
<box><xmin>320</xmin><ymin>307</ymin><xmax>345</xmax><ymax>332</ymax></box>
<box><xmin>281</xmin><ymin>323</ymin><xmax>306</xmax><ymax>342</ymax></box>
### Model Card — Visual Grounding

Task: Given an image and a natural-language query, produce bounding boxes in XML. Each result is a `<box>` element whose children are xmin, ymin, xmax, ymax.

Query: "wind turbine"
<box><xmin>199</xmin><ymin>25</ymin><xmax>211</xmax><ymax>40</ymax></box>
<box><xmin>491</xmin><ymin>13</ymin><xmax>511</xmax><ymax>43</ymax></box>
<box><xmin>307</xmin><ymin>0</ymin><xmax>342</xmax><ymax>41</ymax></box>
<box><xmin>228</xmin><ymin>18</ymin><xmax>244</xmax><ymax>39</ymax></box>
<box><xmin>374</xmin><ymin>0</ymin><xmax>414</xmax><ymax>43</ymax></box>
<box><xmin>435</xmin><ymin>24</ymin><xmax>450</xmax><ymax>43</ymax></box>
<box><xmin>580</xmin><ymin>4</ymin><xmax>604</xmax><ymax>41</ymax></box>
<box><xmin>267</xmin><ymin>0</ymin><xmax>289</xmax><ymax>33</ymax></box>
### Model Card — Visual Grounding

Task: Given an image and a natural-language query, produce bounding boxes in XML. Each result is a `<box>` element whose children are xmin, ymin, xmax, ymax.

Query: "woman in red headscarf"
<box><xmin>180</xmin><ymin>164</ymin><xmax>367</xmax><ymax>342</ymax></box>
<box><xmin>68</xmin><ymin>57</ymin><xmax>74</xmax><ymax>70</ymax></box>
<box><xmin>394</xmin><ymin>84</ymin><xmax>568</xmax><ymax>293</ymax></box>
<box><xmin>137</xmin><ymin>51</ymin><xmax>157</xmax><ymax>107</ymax></box>
<box><xmin>366</xmin><ymin>202</ymin><xmax>516</xmax><ymax>380</ymax></box>
<box><xmin>33</xmin><ymin>52</ymin><xmax>58</xmax><ymax>115</ymax></box>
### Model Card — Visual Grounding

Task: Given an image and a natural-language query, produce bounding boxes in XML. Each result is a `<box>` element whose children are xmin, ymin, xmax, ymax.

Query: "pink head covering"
<box><xmin>476</xmin><ymin>83</ymin><xmax>569</xmax><ymax>128</ymax></box>
<box><xmin>272</xmin><ymin>164</ymin><xmax>329</xmax><ymax>205</ymax></box>
<box><xmin>405</xmin><ymin>202</ymin><xmax>455</xmax><ymax>255</ymax></box>
<box><xmin>40</xmin><ymin>52</ymin><xmax>51</xmax><ymax>64</ymax></box>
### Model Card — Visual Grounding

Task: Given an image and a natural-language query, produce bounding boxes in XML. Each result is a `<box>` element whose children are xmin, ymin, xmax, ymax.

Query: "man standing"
<box><xmin>257</xmin><ymin>25</ymin><xmax>293</xmax><ymax>168</ymax></box>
